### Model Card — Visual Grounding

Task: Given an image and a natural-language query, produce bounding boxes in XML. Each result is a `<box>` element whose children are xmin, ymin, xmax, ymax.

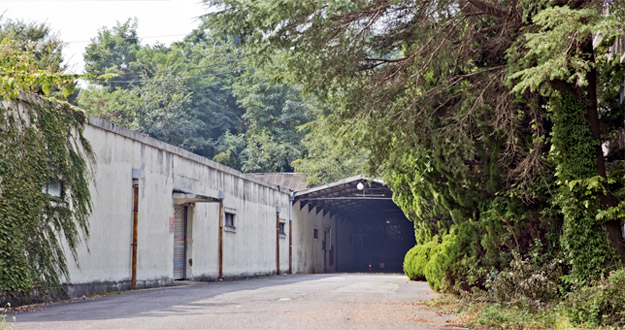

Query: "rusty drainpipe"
<box><xmin>276</xmin><ymin>205</ymin><xmax>281</xmax><ymax>275</ymax></box>
<box><xmin>289</xmin><ymin>192</ymin><xmax>294</xmax><ymax>274</ymax></box>
<box><xmin>218</xmin><ymin>190</ymin><xmax>225</xmax><ymax>281</ymax></box>
<box><xmin>131</xmin><ymin>168</ymin><xmax>142</xmax><ymax>290</ymax></box>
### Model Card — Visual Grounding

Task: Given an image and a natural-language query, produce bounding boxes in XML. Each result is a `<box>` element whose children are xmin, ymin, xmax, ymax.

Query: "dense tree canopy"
<box><xmin>206</xmin><ymin>0</ymin><xmax>625</xmax><ymax>292</ymax></box>
<box><xmin>77</xmin><ymin>20</ymin><xmax>320</xmax><ymax>171</ymax></box>
<box><xmin>0</xmin><ymin>17</ymin><xmax>65</xmax><ymax>73</ymax></box>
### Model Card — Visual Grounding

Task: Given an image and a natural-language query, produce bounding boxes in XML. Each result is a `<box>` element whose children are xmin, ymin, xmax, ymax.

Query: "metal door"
<box><xmin>173</xmin><ymin>205</ymin><xmax>187</xmax><ymax>280</ymax></box>
<box><xmin>323</xmin><ymin>230</ymin><xmax>329</xmax><ymax>272</ymax></box>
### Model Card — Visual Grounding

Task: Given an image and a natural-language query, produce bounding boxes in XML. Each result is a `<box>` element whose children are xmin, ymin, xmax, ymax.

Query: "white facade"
<box><xmin>61</xmin><ymin>117</ymin><xmax>336</xmax><ymax>296</ymax></box>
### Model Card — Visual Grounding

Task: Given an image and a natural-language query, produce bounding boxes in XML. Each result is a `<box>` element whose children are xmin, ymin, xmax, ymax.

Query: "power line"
<box><xmin>104</xmin><ymin>62</ymin><xmax>248</xmax><ymax>76</ymax></box>
<box><xmin>64</xmin><ymin>33</ymin><xmax>189</xmax><ymax>44</ymax></box>
<box><xmin>93</xmin><ymin>69</ymin><xmax>244</xmax><ymax>85</ymax></box>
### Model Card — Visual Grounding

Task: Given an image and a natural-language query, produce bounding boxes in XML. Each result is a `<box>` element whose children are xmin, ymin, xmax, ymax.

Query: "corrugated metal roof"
<box><xmin>249</xmin><ymin>173</ymin><xmax>309</xmax><ymax>191</ymax></box>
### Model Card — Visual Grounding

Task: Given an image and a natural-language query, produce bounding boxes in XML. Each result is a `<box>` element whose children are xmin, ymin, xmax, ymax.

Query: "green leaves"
<box><xmin>1</xmin><ymin>96</ymin><xmax>92</xmax><ymax>297</ymax></box>
<box><xmin>0</xmin><ymin>40</ymin><xmax>80</xmax><ymax>101</ymax></box>
<box><xmin>508</xmin><ymin>5</ymin><xmax>625</xmax><ymax>95</ymax></box>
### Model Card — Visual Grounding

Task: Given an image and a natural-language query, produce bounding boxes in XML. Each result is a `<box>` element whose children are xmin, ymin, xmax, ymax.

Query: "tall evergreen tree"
<box><xmin>206</xmin><ymin>0</ymin><xmax>625</xmax><ymax>288</ymax></box>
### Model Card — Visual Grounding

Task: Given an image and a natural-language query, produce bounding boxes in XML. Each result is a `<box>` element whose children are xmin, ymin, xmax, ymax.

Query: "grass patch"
<box><xmin>430</xmin><ymin>294</ymin><xmax>623</xmax><ymax>330</ymax></box>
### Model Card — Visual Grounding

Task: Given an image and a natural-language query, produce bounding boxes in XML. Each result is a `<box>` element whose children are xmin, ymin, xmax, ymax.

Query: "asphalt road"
<box><xmin>9</xmin><ymin>273</ymin><xmax>463</xmax><ymax>330</ymax></box>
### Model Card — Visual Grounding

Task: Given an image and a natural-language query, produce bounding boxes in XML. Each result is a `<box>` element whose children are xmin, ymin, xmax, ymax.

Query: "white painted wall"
<box><xmin>64</xmin><ymin>117</ymin><xmax>292</xmax><ymax>288</ymax></box>
<box><xmin>292</xmin><ymin>201</ymin><xmax>338</xmax><ymax>274</ymax></box>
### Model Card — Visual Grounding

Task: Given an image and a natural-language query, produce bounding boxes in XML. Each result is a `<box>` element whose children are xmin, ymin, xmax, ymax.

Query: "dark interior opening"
<box><xmin>295</xmin><ymin>177</ymin><xmax>416</xmax><ymax>273</ymax></box>
<box><xmin>336</xmin><ymin>208</ymin><xmax>415</xmax><ymax>273</ymax></box>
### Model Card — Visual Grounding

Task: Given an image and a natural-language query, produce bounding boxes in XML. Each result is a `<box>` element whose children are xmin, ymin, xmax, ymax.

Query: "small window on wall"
<box><xmin>313</xmin><ymin>228</ymin><xmax>319</xmax><ymax>239</ymax></box>
<box><xmin>42</xmin><ymin>181</ymin><xmax>63</xmax><ymax>199</ymax></box>
<box><xmin>225</xmin><ymin>212</ymin><xmax>235</xmax><ymax>228</ymax></box>
<box><xmin>279</xmin><ymin>222</ymin><xmax>286</xmax><ymax>236</ymax></box>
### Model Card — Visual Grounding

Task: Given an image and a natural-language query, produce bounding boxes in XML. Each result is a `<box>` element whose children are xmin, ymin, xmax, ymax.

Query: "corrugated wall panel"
<box><xmin>173</xmin><ymin>205</ymin><xmax>186</xmax><ymax>280</ymax></box>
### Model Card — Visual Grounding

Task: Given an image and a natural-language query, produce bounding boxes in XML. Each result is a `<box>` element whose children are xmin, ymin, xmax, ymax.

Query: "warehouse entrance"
<box><xmin>293</xmin><ymin>176</ymin><xmax>415</xmax><ymax>273</ymax></box>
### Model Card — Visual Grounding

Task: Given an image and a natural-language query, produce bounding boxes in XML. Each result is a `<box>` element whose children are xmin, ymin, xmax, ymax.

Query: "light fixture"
<box><xmin>356</xmin><ymin>182</ymin><xmax>364</xmax><ymax>190</ymax></box>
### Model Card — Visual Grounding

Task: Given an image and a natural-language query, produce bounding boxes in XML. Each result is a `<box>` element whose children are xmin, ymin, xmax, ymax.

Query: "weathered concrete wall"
<box><xmin>63</xmin><ymin>118</ymin><xmax>292</xmax><ymax>294</ymax></box>
<box><xmin>292</xmin><ymin>202</ymin><xmax>338</xmax><ymax>274</ymax></box>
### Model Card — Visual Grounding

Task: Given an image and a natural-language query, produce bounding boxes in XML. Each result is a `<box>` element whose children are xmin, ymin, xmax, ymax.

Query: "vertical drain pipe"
<box><xmin>289</xmin><ymin>193</ymin><xmax>294</xmax><ymax>274</ymax></box>
<box><xmin>218</xmin><ymin>190</ymin><xmax>225</xmax><ymax>281</ymax></box>
<box><xmin>289</xmin><ymin>220</ymin><xmax>293</xmax><ymax>274</ymax></box>
<box><xmin>131</xmin><ymin>168</ymin><xmax>142</xmax><ymax>290</ymax></box>
<box><xmin>276</xmin><ymin>206</ymin><xmax>281</xmax><ymax>275</ymax></box>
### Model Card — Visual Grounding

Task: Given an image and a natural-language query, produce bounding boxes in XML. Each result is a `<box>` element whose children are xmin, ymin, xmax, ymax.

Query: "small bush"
<box><xmin>403</xmin><ymin>240</ymin><xmax>436</xmax><ymax>281</ymax></box>
<box><xmin>424</xmin><ymin>224</ymin><xmax>491</xmax><ymax>293</ymax></box>
<box><xmin>564</xmin><ymin>269</ymin><xmax>625</xmax><ymax>327</ymax></box>
<box><xmin>485</xmin><ymin>251</ymin><xmax>566</xmax><ymax>309</ymax></box>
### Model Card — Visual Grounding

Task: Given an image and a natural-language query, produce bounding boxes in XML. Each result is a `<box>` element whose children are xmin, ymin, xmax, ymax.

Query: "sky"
<box><xmin>0</xmin><ymin>0</ymin><xmax>208</xmax><ymax>73</ymax></box>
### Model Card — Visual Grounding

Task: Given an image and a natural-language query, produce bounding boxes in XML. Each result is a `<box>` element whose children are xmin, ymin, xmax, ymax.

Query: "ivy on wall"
<box><xmin>0</xmin><ymin>40</ymin><xmax>93</xmax><ymax>300</ymax></box>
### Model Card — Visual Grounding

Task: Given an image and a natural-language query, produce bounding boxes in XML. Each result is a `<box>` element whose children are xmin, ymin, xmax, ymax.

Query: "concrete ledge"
<box><xmin>192</xmin><ymin>271</ymin><xmax>281</xmax><ymax>283</ymax></box>
<box><xmin>0</xmin><ymin>278</ymin><xmax>175</xmax><ymax>307</ymax></box>
<box><xmin>63</xmin><ymin>277</ymin><xmax>174</xmax><ymax>299</ymax></box>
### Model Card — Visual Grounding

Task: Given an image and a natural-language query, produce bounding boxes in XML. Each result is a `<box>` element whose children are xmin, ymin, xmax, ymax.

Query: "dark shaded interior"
<box><xmin>295</xmin><ymin>177</ymin><xmax>415</xmax><ymax>273</ymax></box>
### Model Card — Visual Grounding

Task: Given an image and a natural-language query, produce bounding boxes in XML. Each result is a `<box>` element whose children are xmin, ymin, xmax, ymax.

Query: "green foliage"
<box><xmin>292</xmin><ymin>114</ymin><xmax>368</xmax><ymax>185</ymax></box>
<box><xmin>403</xmin><ymin>242</ymin><xmax>435</xmax><ymax>281</ymax></box>
<box><xmin>451</xmin><ymin>269</ymin><xmax>625</xmax><ymax>329</ymax></box>
<box><xmin>485</xmin><ymin>250</ymin><xmax>567</xmax><ymax>309</ymax></box>
<box><xmin>84</xmin><ymin>18</ymin><xmax>140</xmax><ymax>89</ymax></box>
<box><xmin>212</xmin><ymin>131</ymin><xmax>246</xmax><ymax>169</ymax></box>
<box><xmin>508</xmin><ymin>5</ymin><xmax>601</xmax><ymax>94</ymax></box>
<box><xmin>79</xmin><ymin>19</ymin><xmax>317</xmax><ymax>171</ymax></box>
<box><xmin>79</xmin><ymin>22</ymin><xmax>245</xmax><ymax>159</ymax></box>
<box><xmin>548</xmin><ymin>91</ymin><xmax>613</xmax><ymax>283</ymax></box>
<box><xmin>0</xmin><ymin>43</ymin><xmax>92</xmax><ymax>299</ymax></box>
<box><xmin>470</xmin><ymin>303</ymin><xmax>560</xmax><ymax>330</ymax></box>
<box><xmin>422</xmin><ymin>233</ymin><xmax>452</xmax><ymax>292</ymax></box>
<box><xmin>208</xmin><ymin>2</ymin><xmax>625</xmax><ymax>306</ymax></box>
<box><xmin>0</xmin><ymin>39</ymin><xmax>77</xmax><ymax>100</ymax></box>
<box><xmin>233</xmin><ymin>78</ymin><xmax>313</xmax><ymax>172</ymax></box>
<box><xmin>0</xmin><ymin>17</ymin><xmax>64</xmax><ymax>73</ymax></box>
<box><xmin>0</xmin><ymin>304</ymin><xmax>14</xmax><ymax>330</ymax></box>
<box><xmin>76</xmin><ymin>87</ymin><xmax>139</xmax><ymax>126</ymax></box>
<box><xmin>421</xmin><ymin>222</ymin><xmax>510</xmax><ymax>293</ymax></box>
<box><xmin>564</xmin><ymin>269</ymin><xmax>625</xmax><ymax>327</ymax></box>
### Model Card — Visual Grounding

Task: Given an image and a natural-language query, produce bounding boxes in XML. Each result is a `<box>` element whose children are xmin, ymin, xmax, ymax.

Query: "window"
<box><xmin>225</xmin><ymin>212</ymin><xmax>235</xmax><ymax>228</ymax></box>
<box><xmin>313</xmin><ymin>228</ymin><xmax>319</xmax><ymax>239</ymax></box>
<box><xmin>279</xmin><ymin>222</ymin><xmax>286</xmax><ymax>236</ymax></box>
<box><xmin>42</xmin><ymin>181</ymin><xmax>63</xmax><ymax>199</ymax></box>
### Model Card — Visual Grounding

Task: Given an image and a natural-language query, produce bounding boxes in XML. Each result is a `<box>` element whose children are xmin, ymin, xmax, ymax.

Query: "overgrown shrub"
<box><xmin>485</xmin><ymin>250</ymin><xmax>566</xmax><ymax>309</ymax></box>
<box><xmin>423</xmin><ymin>232</ymin><xmax>453</xmax><ymax>292</ymax></box>
<box><xmin>564</xmin><ymin>269</ymin><xmax>625</xmax><ymax>327</ymax></box>
<box><xmin>403</xmin><ymin>240</ymin><xmax>437</xmax><ymax>281</ymax></box>
<box><xmin>423</xmin><ymin>222</ymin><xmax>505</xmax><ymax>293</ymax></box>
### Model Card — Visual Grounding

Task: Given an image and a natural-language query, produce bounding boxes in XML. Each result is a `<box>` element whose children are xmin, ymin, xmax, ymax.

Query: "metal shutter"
<box><xmin>173</xmin><ymin>205</ymin><xmax>186</xmax><ymax>280</ymax></box>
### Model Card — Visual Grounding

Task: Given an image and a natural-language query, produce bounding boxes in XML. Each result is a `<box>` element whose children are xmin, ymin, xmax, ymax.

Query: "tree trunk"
<box><xmin>584</xmin><ymin>39</ymin><xmax>625</xmax><ymax>265</ymax></box>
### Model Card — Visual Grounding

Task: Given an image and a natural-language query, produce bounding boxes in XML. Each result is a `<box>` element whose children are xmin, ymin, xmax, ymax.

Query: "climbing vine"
<box><xmin>549</xmin><ymin>92</ymin><xmax>615</xmax><ymax>283</ymax></box>
<box><xmin>0</xmin><ymin>40</ymin><xmax>92</xmax><ymax>300</ymax></box>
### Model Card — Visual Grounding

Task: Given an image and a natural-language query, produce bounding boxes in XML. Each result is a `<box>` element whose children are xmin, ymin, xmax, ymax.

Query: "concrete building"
<box><xmin>53</xmin><ymin>116</ymin><xmax>414</xmax><ymax>298</ymax></box>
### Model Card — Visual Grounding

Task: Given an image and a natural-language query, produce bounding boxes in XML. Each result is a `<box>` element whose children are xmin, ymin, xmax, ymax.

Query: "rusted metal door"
<box><xmin>173</xmin><ymin>205</ymin><xmax>187</xmax><ymax>280</ymax></box>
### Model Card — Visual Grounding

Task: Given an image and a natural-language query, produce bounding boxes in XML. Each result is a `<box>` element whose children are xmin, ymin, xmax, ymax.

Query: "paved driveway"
<box><xmin>10</xmin><ymin>274</ymin><xmax>462</xmax><ymax>329</ymax></box>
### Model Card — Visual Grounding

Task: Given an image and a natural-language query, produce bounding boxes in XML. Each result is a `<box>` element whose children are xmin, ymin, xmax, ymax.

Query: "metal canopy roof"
<box><xmin>293</xmin><ymin>175</ymin><xmax>405</xmax><ymax>220</ymax></box>
<box><xmin>172</xmin><ymin>189</ymin><xmax>222</xmax><ymax>204</ymax></box>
